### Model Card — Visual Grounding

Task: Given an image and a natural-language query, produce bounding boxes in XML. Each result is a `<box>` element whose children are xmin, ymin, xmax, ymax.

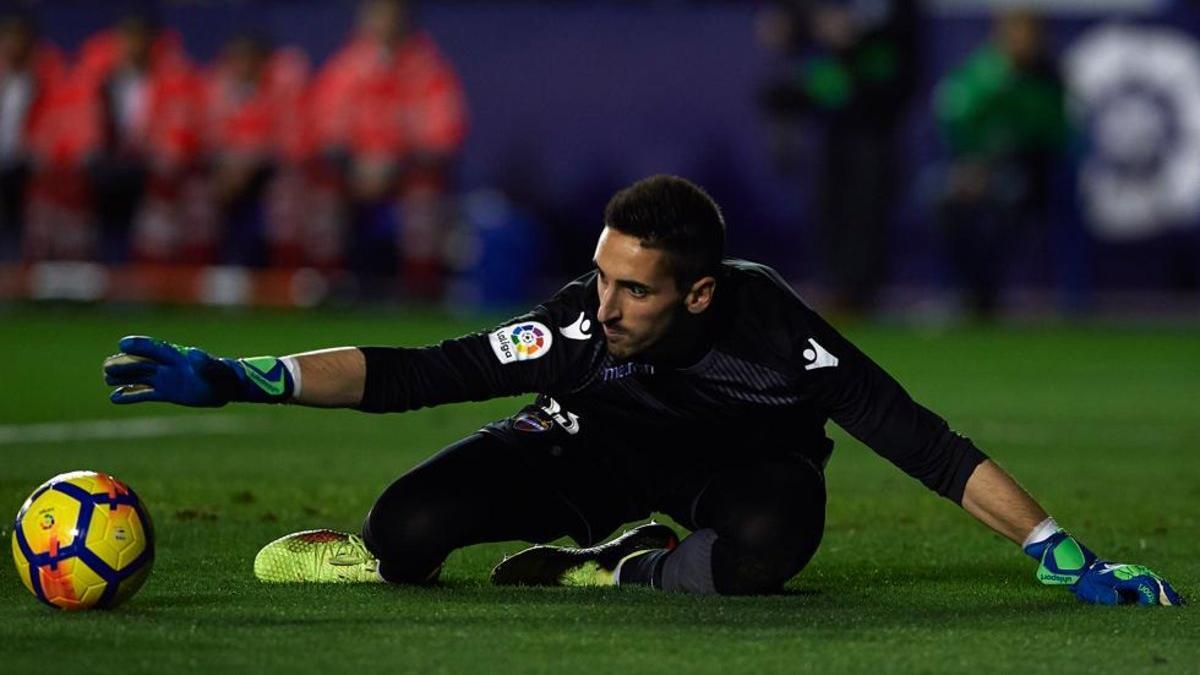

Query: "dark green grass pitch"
<box><xmin>0</xmin><ymin>307</ymin><xmax>1197</xmax><ymax>673</ymax></box>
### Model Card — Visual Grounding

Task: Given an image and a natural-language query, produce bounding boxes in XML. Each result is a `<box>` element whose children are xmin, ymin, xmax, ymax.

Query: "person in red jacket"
<box><xmin>205</xmin><ymin>34</ymin><xmax>311</xmax><ymax>266</ymax></box>
<box><xmin>75</xmin><ymin>14</ymin><xmax>209</xmax><ymax>263</ymax></box>
<box><xmin>309</xmin><ymin>0</ymin><xmax>467</xmax><ymax>297</ymax></box>
<box><xmin>0</xmin><ymin>14</ymin><xmax>66</xmax><ymax>260</ymax></box>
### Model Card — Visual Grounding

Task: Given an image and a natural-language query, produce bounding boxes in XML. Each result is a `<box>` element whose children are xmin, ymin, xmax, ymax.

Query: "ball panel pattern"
<box><xmin>11</xmin><ymin>471</ymin><xmax>154</xmax><ymax>611</ymax></box>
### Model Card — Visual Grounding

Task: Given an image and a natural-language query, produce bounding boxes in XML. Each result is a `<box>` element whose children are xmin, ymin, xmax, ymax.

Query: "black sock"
<box><xmin>614</xmin><ymin>548</ymin><xmax>671</xmax><ymax>588</ymax></box>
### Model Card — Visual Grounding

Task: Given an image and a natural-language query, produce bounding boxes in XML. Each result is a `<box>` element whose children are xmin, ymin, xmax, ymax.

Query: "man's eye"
<box><xmin>628</xmin><ymin>286</ymin><xmax>648</xmax><ymax>298</ymax></box>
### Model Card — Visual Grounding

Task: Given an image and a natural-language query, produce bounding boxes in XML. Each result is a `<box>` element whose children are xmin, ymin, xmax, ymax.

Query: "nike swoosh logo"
<box><xmin>242</xmin><ymin>358</ymin><xmax>286</xmax><ymax>397</ymax></box>
<box><xmin>559</xmin><ymin>312</ymin><xmax>593</xmax><ymax>341</ymax></box>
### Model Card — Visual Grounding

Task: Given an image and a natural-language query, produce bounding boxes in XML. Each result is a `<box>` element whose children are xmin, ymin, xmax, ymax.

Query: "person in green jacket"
<box><xmin>933</xmin><ymin>11</ymin><xmax>1068</xmax><ymax>318</ymax></box>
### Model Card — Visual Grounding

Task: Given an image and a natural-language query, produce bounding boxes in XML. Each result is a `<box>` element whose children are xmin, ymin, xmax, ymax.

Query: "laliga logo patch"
<box><xmin>511</xmin><ymin>324</ymin><xmax>548</xmax><ymax>358</ymax></box>
<box><xmin>489</xmin><ymin>321</ymin><xmax>553</xmax><ymax>364</ymax></box>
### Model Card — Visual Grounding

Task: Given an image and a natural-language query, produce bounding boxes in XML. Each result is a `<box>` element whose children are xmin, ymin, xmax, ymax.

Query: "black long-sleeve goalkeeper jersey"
<box><xmin>357</xmin><ymin>259</ymin><xmax>987</xmax><ymax>503</ymax></box>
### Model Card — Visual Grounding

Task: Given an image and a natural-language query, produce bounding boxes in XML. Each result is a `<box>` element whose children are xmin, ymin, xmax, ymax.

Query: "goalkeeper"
<box><xmin>103</xmin><ymin>175</ymin><xmax>1182</xmax><ymax>604</ymax></box>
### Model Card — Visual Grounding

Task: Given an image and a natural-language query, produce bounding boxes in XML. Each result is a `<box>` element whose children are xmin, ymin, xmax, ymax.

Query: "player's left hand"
<box><xmin>1025</xmin><ymin>530</ymin><xmax>1184</xmax><ymax>606</ymax></box>
<box><xmin>1073</xmin><ymin>561</ymin><xmax>1184</xmax><ymax>606</ymax></box>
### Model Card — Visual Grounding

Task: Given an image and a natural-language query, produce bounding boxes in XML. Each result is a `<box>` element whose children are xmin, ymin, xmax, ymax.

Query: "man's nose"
<box><xmin>597</xmin><ymin>287</ymin><xmax>620</xmax><ymax>324</ymax></box>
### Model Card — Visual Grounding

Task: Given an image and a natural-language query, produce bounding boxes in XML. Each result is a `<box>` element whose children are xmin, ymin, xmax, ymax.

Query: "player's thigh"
<box><xmin>485</xmin><ymin>405</ymin><xmax>659</xmax><ymax>546</ymax></box>
<box><xmin>364</xmin><ymin>432</ymin><xmax>583</xmax><ymax>549</ymax></box>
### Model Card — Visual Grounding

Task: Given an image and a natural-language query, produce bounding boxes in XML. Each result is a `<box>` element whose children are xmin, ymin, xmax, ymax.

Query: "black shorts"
<box><xmin>482</xmin><ymin>402</ymin><xmax>829</xmax><ymax>547</ymax></box>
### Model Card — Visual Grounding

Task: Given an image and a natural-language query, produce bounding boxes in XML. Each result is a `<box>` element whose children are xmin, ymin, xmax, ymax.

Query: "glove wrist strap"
<box><xmin>1024</xmin><ymin>528</ymin><xmax>1098</xmax><ymax>586</ymax></box>
<box><xmin>1021</xmin><ymin>517</ymin><xmax>1060</xmax><ymax>551</ymax></box>
<box><xmin>222</xmin><ymin>356</ymin><xmax>296</xmax><ymax>403</ymax></box>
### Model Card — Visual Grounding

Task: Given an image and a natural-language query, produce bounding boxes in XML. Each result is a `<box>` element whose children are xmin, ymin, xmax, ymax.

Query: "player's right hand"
<box><xmin>103</xmin><ymin>335</ymin><xmax>241</xmax><ymax>407</ymax></box>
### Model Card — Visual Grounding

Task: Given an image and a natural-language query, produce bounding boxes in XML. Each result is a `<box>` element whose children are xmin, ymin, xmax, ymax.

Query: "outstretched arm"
<box><xmin>960</xmin><ymin>459</ymin><xmax>1046</xmax><ymax>545</ymax></box>
<box><xmin>959</xmin><ymin>458</ymin><xmax>1183</xmax><ymax>606</ymax></box>
<box><xmin>779</xmin><ymin>291</ymin><xmax>1183</xmax><ymax>607</ymax></box>
<box><xmin>285</xmin><ymin>348</ymin><xmax>365</xmax><ymax>407</ymax></box>
<box><xmin>103</xmin><ymin>336</ymin><xmax>365</xmax><ymax>408</ymax></box>
<box><xmin>104</xmin><ymin>292</ymin><xmax>594</xmax><ymax>411</ymax></box>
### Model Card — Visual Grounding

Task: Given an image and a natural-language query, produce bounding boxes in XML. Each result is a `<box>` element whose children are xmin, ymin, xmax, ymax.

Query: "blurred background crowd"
<box><xmin>1</xmin><ymin>0</ymin><xmax>1198</xmax><ymax>316</ymax></box>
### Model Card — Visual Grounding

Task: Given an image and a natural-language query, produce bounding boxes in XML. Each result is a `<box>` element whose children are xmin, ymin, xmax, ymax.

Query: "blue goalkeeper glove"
<box><xmin>1024</xmin><ymin>530</ymin><xmax>1184</xmax><ymax>606</ymax></box>
<box><xmin>103</xmin><ymin>335</ymin><xmax>295</xmax><ymax>407</ymax></box>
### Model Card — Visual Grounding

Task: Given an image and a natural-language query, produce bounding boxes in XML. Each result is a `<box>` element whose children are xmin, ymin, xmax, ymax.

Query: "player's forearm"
<box><xmin>287</xmin><ymin>348</ymin><xmax>366</xmax><ymax>408</ymax></box>
<box><xmin>960</xmin><ymin>459</ymin><xmax>1048</xmax><ymax>546</ymax></box>
<box><xmin>970</xmin><ymin>459</ymin><xmax>1185</xmax><ymax>605</ymax></box>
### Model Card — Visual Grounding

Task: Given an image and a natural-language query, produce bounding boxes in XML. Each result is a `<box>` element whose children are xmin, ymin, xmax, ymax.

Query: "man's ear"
<box><xmin>684</xmin><ymin>276</ymin><xmax>717</xmax><ymax>315</ymax></box>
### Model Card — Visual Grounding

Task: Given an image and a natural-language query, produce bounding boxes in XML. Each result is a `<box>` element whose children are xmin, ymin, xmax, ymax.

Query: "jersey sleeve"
<box><xmin>753</xmin><ymin>269</ymin><xmax>988</xmax><ymax>503</ymax></box>
<box><xmin>355</xmin><ymin>277</ymin><xmax>597</xmax><ymax>413</ymax></box>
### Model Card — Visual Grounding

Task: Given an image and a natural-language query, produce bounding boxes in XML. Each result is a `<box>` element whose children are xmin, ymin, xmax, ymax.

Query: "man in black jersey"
<box><xmin>103</xmin><ymin>175</ymin><xmax>1182</xmax><ymax>603</ymax></box>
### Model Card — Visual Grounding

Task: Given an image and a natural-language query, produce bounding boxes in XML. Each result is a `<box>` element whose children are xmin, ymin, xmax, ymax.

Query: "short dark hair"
<box><xmin>603</xmin><ymin>175</ymin><xmax>726</xmax><ymax>289</ymax></box>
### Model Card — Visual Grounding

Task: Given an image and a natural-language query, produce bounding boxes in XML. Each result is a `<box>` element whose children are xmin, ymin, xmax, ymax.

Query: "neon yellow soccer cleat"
<box><xmin>559</xmin><ymin>560</ymin><xmax>617</xmax><ymax>587</ymax></box>
<box><xmin>491</xmin><ymin>522</ymin><xmax>678</xmax><ymax>587</ymax></box>
<box><xmin>253</xmin><ymin>529</ymin><xmax>383</xmax><ymax>583</ymax></box>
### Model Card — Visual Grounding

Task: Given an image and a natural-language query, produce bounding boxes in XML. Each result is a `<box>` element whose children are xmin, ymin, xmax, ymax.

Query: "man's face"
<box><xmin>0</xmin><ymin>22</ymin><xmax>33</xmax><ymax>67</ymax></box>
<box><xmin>996</xmin><ymin>12</ymin><xmax>1042</xmax><ymax>70</ymax></box>
<box><xmin>223</xmin><ymin>41</ymin><xmax>266</xmax><ymax>86</ymax></box>
<box><xmin>593</xmin><ymin>227</ymin><xmax>685</xmax><ymax>360</ymax></box>
<box><xmin>118</xmin><ymin>23</ymin><xmax>152</xmax><ymax>68</ymax></box>
<box><xmin>359</xmin><ymin>0</ymin><xmax>410</xmax><ymax>45</ymax></box>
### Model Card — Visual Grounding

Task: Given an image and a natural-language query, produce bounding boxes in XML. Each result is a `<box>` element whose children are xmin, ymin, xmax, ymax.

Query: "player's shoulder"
<box><xmin>715</xmin><ymin>259</ymin><xmax>824</xmax><ymax>362</ymax></box>
<box><xmin>483</xmin><ymin>270</ymin><xmax>602</xmax><ymax>369</ymax></box>
<box><xmin>720</xmin><ymin>259</ymin><xmax>812</xmax><ymax>314</ymax></box>
<box><xmin>556</xmin><ymin>269</ymin><xmax>599</xmax><ymax>296</ymax></box>
<box><xmin>539</xmin><ymin>270</ymin><xmax>599</xmax><ymax>316</ymax></box>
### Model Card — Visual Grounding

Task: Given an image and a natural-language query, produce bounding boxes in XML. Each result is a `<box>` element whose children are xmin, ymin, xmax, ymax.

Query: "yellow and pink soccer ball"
<box><xmin>11</xmin><ymin>471</ymin><xmax>154</xmax><ymax>610</ymax></box>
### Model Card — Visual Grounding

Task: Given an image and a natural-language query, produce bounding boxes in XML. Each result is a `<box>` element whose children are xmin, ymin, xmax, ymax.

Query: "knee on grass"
<box><xmin>664</xmin><ymin>504</ymin><xmax>823</xmax><ymax>595</ymax></box>
<box><xmin>656</xmin><ymin>527</ymin><xmax>815</xmax><ymax>596</ymax></box>
<box><xmin>361</xmin><ymin>496</ymin><xmax>448</xmax><ymax>584</ymax></box>
<box><xmin>710</xmin><ymin>538</ymin><xmax>815</xmax><ymax>595</ymax></box>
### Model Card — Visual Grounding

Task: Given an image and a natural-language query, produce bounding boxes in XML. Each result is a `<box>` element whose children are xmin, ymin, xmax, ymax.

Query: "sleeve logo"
<box><xmin>802</xmin><ymin>338</ymin><xmax>838</xmax><ymax>371</ymax></box>
<box><xmin>489</xmin><ymin>321</ymin><xmax>553</xmax><ymax>364</ymax></box>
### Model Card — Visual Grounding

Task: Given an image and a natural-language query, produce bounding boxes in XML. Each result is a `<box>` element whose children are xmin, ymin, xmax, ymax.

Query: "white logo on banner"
<box><xmin>1066</xmin><ymin>23</ymin><xmax>1200</xmax><ymax>239</ymax></box>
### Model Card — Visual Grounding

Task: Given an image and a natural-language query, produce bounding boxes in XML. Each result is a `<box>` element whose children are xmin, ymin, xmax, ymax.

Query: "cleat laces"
<box><xmin>328</xmin><ymin>534</ymin><xmax>374</xmax><ymax>566</ymax></box>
